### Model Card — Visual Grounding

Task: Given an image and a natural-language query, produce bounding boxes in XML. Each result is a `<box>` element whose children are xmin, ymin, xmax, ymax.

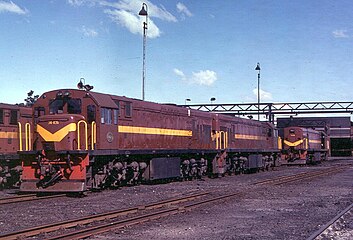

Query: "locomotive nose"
<box><xmin>36</xmin><ymin>114</ymin><xmax>86</xmax><ymax>152</ymax></box>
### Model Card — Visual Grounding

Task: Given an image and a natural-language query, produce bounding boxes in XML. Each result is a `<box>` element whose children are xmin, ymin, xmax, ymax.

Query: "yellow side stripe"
<box><xmin>0</xmin><ymin>132</ymin><xmax>18</xmax><ymax>139</ymax></box>
<box><xmin>309</xmin><ymin>139</ymin><xmax>321</xmax><ymax>144</ymax></box>
<box><xmin>37</xmin><ymin>123</ymin><xmax>77</xmax><ymax>142</ymax></box>
<box><xmin>118</xmin><ymin>125</ymin><xmax>192</xmax><ymax>137</ymax></box>
<box><xmin>235</xmin><ymin>134</ymin><xmax>267</xmax><ymax>141</ymax></box>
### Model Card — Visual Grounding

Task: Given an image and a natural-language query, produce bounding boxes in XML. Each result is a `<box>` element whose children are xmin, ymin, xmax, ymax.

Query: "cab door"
<box><xmin>99</xmin><ymin>107</ymin><xmax>119</xmax><ymax>150</ymax></box>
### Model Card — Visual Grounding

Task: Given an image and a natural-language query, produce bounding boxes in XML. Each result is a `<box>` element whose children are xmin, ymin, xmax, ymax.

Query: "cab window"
<box><xmin>10</xmin><ymin>110</ymin><xmax>18</xmax><ymax>125</ymax></box>
<box><xmin>113</xmin><ymin>109</ymin><xmax>118</xmax><ymax>124</ymax></box>
<box><xmin>50</xmin><ymin>99</ymin><xmax>64</xmax><ymax>114</ymax></box>
<box><xmin>113</xmin><ymin>100</ymin><xmax>120</xmax><ymax>116</ymax></box>
<box><xmin>87</xmin><ymin>105</ymin><xmax>96</xmax><ymax>123</ymax></box>
<box><xmin>49</xmin><ymin>98</ymin><xmax>81</xmax><ymax>114</ymax></box>
<box><xmin>67</xmin><ymin>99</ymin><xmax>81</xmax><ymax>114</ymax></box>
<box><xmin>0</xmin><ymin>109</ymin><xmax>3</xmax><ymax>124</ymax></box>
<box><xmin>101</xmin><ymin>108</ymin><xmax>112</xmax><ymax>124</ymax></box>
<box><xmin>125</xmin><ymin>102</ymin><xmax>132</xmax><ymax>117</ymax></box>
<box><xmin>101</xmin><ymin>107</ymin><xmax>118</xmax><ymax>125</ymax></box>
<box><xmin>34</xmin><ymin>107</ymin><xmax>45</xmax><ymax>118</ymax></box>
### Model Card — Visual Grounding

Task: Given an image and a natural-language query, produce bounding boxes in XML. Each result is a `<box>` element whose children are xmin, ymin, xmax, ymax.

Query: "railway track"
<box><xmin>1</xmin><ymin>191</ymin><xmax>233</xmax><ymax>240</ymax></box>
<box><xmin>0</xmin><ymin>166</ymin><xmax>340</xmax><ymax>206</ymax></box>
<box><xmin>0</xmin><ymin>193</ymin><xmax>67</xmax><ymax>205</ymax></box>
<box><xmin>47</xmin><ymin>192</ymin><xmax>242</xmax><ymax>240</ymax></box>
<box><xmin>307</xmin><ymin>202</ymin><xmax>353</xmax><ymax>240</ymax></box>
<box><xmin>0</xmin><ymin>165</ymin><xmax>349</xmax><ymax>239</ymax></box>
<box><xmin>253</xmin><ymin>166</ymin><xmax>346</xmax><ymax>186</ymax></box>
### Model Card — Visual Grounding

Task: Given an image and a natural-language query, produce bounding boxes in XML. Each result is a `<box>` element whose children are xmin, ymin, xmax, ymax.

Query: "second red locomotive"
<box><xmin>0</xmin><ymin>103</ymin><xmax>32</xmax><ymax>188</ymax></box>
<box><xmin>281</xmin><ymin>126</ymin><xmax>328</xmax><ymax>164</ymax></box>
<box><xmin>19</xmin><ymin>88</ymin><xmax>280</xmax><ymax>193</ymax></box>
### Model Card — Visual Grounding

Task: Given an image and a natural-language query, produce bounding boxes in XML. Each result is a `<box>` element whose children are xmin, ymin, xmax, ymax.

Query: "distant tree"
<box><xmin>24</xmin><ymin>90</ymin><xmax>39</xmax><ymax>107</ymax></box>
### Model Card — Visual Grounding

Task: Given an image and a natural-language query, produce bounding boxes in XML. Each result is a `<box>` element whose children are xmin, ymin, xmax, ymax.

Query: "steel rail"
<box><xmin>272</xmin><ymin>167</ymin><xmax>346</xmax><ymax>185</ymax></box>
<box><xmin>0</xmin><ymin>192</ymin><xmax>209</xmax><ymax>240</ymax></box>
<box><xmin>307</xmin><ymin>203</ymin><xmax>353</xmax><ymax>240</ymax></box>
<box><xmin>45</xmin><ymin>192</ymin><xmax>242</xmax><ymax>240</ymax></box>
<box><xmin>0</xmin><ymin>193</ymin><xmax>66</xmax><ymax>205</ymax></box>
<box><xmin>253</xmin><ymin>166</ymin><xmax>346</xmax><ymax>186</ymax></box>
<box><xmin>253</xmin><ymin>171</ymin><xmax>315</xmax><ymax>185</ymax></box>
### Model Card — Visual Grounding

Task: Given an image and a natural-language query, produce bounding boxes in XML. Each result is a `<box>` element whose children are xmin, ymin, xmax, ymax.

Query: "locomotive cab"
<box><xmin>20</xmin><ymin>90</ymin><xmax>96</xmax><ymax>192</ymax></box>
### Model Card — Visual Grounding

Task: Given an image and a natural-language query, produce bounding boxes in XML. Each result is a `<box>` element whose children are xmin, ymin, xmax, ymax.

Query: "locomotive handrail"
<box><xmin>18</xmin><ymin>122</ymin><xmax>22</xmax><ymax>151</ymax></box>
<box><xmin>214</xmin><ymin>131</ymin><xmax>228</xmax><ymax>150</ymax></box>
<box><xmin>77</xmin><ymin>120</ymin><xmax>88</xmax><ymax>150</ymax></box>
<box><xmin>215</xmin><ymin>131</ymin><xmax>219</xmax><ymax>149</ymax></box>
<box><xmin>25</xmin><ymin>123</ymin><xmax>31</xmax><ymax>151</ymax></box>
<box><xmin>278</xmin><ymin>137</ymin><xmax>282</xmax><ymax>150</ymax></box>
<box><xmin>220</xmin><ymin>131</ymin><xmax>228</xmax><ymax>149</ymax></box>
<box><xmin>18</xmin><ymin>122</ymin><xmax>32</xmax><ymax>151</ymax></box>
<box><xmin>91</xmin><ymin>121</ymin><xmax>96</xmax><ymax>150</ymax></box>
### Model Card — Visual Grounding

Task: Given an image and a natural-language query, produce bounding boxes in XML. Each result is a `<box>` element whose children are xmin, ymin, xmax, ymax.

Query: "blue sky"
<box><xmin>1</xmin><ymin>0</ymin><xmax>353</xmax><ymax>107</ymax></box>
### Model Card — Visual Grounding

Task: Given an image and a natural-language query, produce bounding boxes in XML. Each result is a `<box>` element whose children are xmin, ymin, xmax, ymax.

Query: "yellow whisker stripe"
<box><xmin>118</xmin><ymin>126</ymin><xmax>192</xmax><ymax>137</ymax></box>
<box><xmin>37</xmin><ymin>123</ymin><xmax>77</xmax><ymax>142</ymax></box>
<box><xmin>283</xmin><ymin>139</ymin><xmax>304</xmax><ymax>147</ymax></box>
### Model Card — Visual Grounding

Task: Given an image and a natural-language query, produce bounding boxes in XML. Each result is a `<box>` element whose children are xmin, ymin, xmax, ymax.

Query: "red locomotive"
<box><xmin>19</xmin><ymin>88</ymin><xmax>280</xmax><ymax>193</ymax></box>
<box><xmin>281</xmin><ymin>126</ymin><xmax>328</xmax><ymax>164</ymax></box>
<box><xmin>0</xmin><ymin>103</ymin><xmax>32</xmax><ymax>188</ymax></box>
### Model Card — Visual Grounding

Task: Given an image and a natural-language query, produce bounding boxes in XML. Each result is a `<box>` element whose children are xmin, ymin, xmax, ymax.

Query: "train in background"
<box><xmin>280</xmin><ymin>126</ymin><xmax>328</xmax><ymax>165</ymax></box>
<box><xmin>0</xmin><ymin>103</ymin><xmax>32</xmax><ymax>188</ymax></box>
<box><xmin>19</xmin><ymin>88</ymin><xmax>281</xmax><ymax>193</ymax></box>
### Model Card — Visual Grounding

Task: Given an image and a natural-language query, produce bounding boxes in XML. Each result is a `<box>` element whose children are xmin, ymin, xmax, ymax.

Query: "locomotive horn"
<box><xmin>77</xmin><ymin>79</ymin><xmax>84</xmax><ymax>89</ymax></box>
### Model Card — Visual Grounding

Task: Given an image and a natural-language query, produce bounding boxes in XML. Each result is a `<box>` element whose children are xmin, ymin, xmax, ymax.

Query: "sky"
<box><xmin>1</xmin><ymin>0</ymin><xmax>353</xmax><ymax>108</ymax></box>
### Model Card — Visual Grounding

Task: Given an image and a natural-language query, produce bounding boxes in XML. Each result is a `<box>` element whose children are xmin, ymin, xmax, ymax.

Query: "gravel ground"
<box><xmin>0</xmin><ymin>158</ymin><xmax>352</xmax><ymax>239</ymax></box>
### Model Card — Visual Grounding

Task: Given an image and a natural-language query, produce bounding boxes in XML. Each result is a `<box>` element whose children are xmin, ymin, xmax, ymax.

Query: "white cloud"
<box><xmin>191</xmin><ymin>70</ymin><xmax>217</xmax><ymax>86</ymax></box>
<box><xmin>253</xmin><ymin>88</ymin><xmax>273</xmax><ymax>101</ymax></box>
<box><xmin>68</xmin><ymin>0</ymin><xmax>177</xmax><ymax>38</ymax></box>
<box><xmin>174</xmin><ymin>69</ymin><xmax>217</xmax><ymax>86</ymax></box>
<box><xmin>81</xmin><ymin>26</ymin><xmax>98</xmax><ymax>37</ymax></box>
<box><xmin>67</xmin><ymin>0</ymin><xmax>97</xmax><ymax>7</ymax></box>
<box><xmin>104</xmin><ymin>8</ymin><xmax>161</xmax><ymax>38</ymax></box>
<box><xmin>100</xmin><ymin>0</ymin><xmax>177</xmax><ymax>22</ymax></box>
<box><xmin>176</xmin><ymin>2</ymin><xmax>192</xmax><ymax>19</ymax></box>
<box><xmin>173</xmin><ymin>68</ymin><xmax>185</xmax><ymax>79</ymax></box>
<box><xmin>67</xmin><ymin>0</ymin><xmax>85</xmax><ymax>6</ymax></box>
<box><xmin>0</xmin><ymin>1</ymin><xmax>28</xmax><ymax>15</ymax></box>
<box><xmin>332</xmin><ymin>29</ymin><xmax>349</xmax><ymax>38</ymax></box>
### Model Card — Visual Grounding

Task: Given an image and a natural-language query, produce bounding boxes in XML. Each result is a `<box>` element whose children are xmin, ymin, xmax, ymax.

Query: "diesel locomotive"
<box><xmin>281</xmin><ymin>126</ymin><xmax>328</xmax><ymax>164</ymax></box>
<box><xmin>0</xmin><ymin>103</ymin><xmax>32</xmax><ymax>188</ymax></box>
<box><xmin>19</xmin><ymin>88</ymin><xmax>280</xmax><ymax>193</ymax></box>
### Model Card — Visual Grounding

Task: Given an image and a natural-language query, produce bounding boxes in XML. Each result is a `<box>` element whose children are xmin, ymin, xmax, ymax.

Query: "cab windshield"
<box><xmin>49</xmin><ymin>98</ymin><xmax>82</xmax><ymax>114</ymax></box>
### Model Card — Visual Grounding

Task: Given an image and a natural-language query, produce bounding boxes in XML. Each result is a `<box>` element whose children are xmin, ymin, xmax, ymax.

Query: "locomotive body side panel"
<box><xmin>116</xmin><ymin>100</ymin><xmax>192</xmax><ymax>150</ymax></box>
